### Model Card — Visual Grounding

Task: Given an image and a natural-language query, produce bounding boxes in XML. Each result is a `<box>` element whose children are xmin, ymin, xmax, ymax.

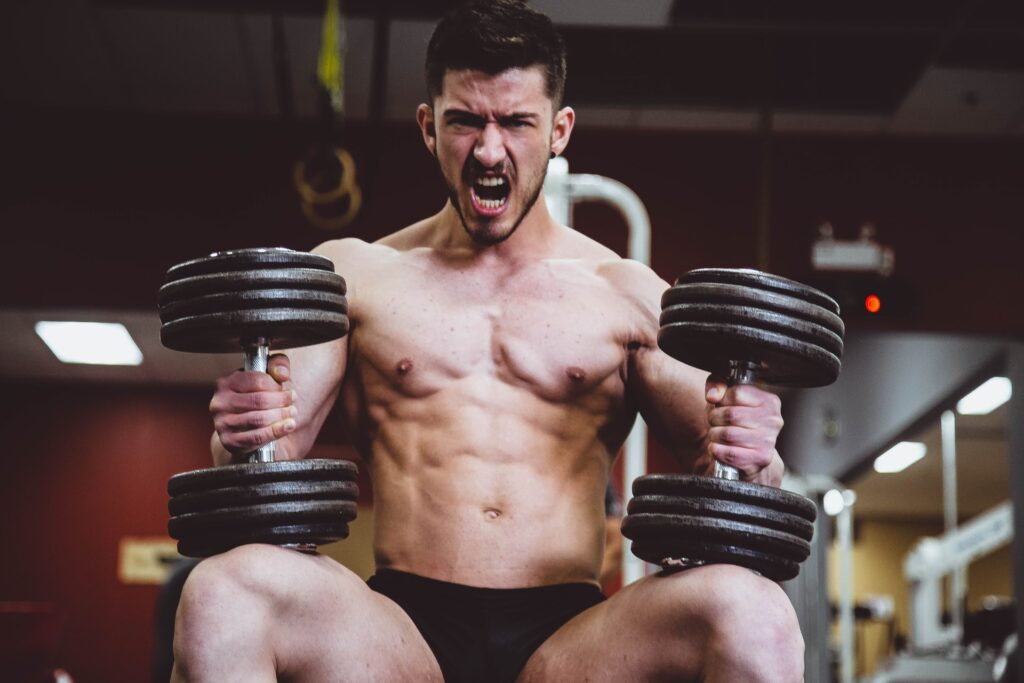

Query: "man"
<box><xmin>172</xmin><ymin>2</ymin><xmax>802</xmax><ymax>681</ymax></box>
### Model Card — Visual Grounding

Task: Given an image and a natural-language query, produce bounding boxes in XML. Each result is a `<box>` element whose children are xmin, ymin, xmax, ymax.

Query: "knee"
<box><xmin>674</xmin><ymin>565</ymin><xmax>804</xmax><ymax>681</ymax></box>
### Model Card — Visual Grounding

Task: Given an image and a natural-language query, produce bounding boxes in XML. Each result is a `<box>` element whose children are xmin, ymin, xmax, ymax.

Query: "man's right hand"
<box><xmin>210</xmin><ymin>353</ymin><xmax>298</xmax><ymax>459</ymax></box>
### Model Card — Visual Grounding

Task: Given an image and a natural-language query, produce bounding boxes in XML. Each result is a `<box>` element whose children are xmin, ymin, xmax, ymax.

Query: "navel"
<box><xmin>483</xmin><ymin>508</ymin><xmax>502</xmax><ymax>520</ymax></box>
<box><xmin>396</xmin><ymin>358</ymin><xmax>415</xmax><ymax>375</ymax></box>
<box><xmin>566</xmin><ymin>366</ymin><xmax>587</xmax><ymax>383</ymax></box>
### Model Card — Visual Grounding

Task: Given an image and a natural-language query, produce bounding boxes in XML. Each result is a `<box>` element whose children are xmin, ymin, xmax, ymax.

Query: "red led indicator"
<box><xmin>865</xmin><ymin>295</ymin><xmax>882</xmax><ymax>314</ymax></box>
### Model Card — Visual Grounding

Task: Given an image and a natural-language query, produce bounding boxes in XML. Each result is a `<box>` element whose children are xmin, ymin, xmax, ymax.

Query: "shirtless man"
<box><xmin>171</xmin><ymin>2</ymin><xmax>803</xmax><ymax>681</ymax></box>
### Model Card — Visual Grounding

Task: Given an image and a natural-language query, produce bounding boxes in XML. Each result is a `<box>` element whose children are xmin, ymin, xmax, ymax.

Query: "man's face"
<box><xmin>418</xmin><ymin>66</ymin><xmax>573</xmax><ymax>245</ymax></box>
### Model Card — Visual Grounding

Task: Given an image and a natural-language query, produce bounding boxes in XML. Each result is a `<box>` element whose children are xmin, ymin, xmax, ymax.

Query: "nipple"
<box><xmin>566</xmin><ymin>366</ymin><xmax>587</xmax><ymax>383</ymax></box>
<box><xmin>396</xmin><ymin>358</ymin><xmax>414</xmax><ymax>375</ymax></box>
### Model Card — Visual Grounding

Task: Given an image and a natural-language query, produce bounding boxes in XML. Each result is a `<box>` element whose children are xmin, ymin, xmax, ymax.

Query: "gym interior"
<box><xmin>1</xmin><ymin>2</ymin><xmax>1022</xmax><ymax>682</ymax></box>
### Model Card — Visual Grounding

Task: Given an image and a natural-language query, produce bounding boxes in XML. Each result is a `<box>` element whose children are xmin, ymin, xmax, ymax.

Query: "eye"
<box><xmin>502</xmin><ymin>118</ymin><xmax>532</xmax><ymax>129</ymax></box>
<box><xmin>448</xmin><ymin>115</ymin><xmax>484</xmax><ymax>130</ymax></box>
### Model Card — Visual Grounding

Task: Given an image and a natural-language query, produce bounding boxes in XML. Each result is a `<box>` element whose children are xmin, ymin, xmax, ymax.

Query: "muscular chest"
<box><xmin>351</xmin><ymin>258</ymin><xmax>629</xmax><ymax>401</ymax></box>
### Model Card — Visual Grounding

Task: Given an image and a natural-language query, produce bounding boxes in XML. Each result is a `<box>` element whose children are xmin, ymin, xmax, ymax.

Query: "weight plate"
<box><xmin>629</xmin><ymin>539</ymin><xmax>800</xmax><ymax>582</ymax></box>
<box><xmin>169</xmin><ymin>480</ymin><xmax>359</xmax><ymax>516</ymax></box>
<box><xmin>627</xmin><ymin>494</ymin><xmax>814</xmax><ymax>542</ymax></box>
<box><xmin>160</xmin><ymin>308</ymin><xmax>349</xmax><ymax>353</ymax></box>
<box><xmin>621</xmin><ymin>513</ymin><xmax>811</xmax><ymax>563</ymax></box>
<box><xmin>168</xmin><ymin>459</ymin><xmax>358</xmax><ymax>497</ymax></box>
<box><xmin>632</xmin><ymin>475</ymin><xmax>817</xmax><ymax>522</ymax></box>
<box><xmin>674</xmin><ymin>269</ymin><xmax>840</xmax><ymax>316</ymax></box>
<box><xmin>165</xmin><ymin>248</ymin><xmax>335</xmax><ymax>282</ymax></box>
<box><xmin>176</xmin><ymin>521</ymin><xmax>350</xmax><ymax>558</ymax></box>
<box><xmin>662</xmin><ymin>283</ymin><xmax>844</xmax><ymax>339</ymax></box>
<box><xmin>159</xmin><ymin>268</ymin><xmax>346</xmax><ymax>306</ymax></box>
<box><xmin>660</xmin><ymin>303</ymin><xmax>843</xmax><ymax>358</ymax></box>
<box><xmin>160</xmin><ymin>289</ymin><xmax>348</xmax><ymax>324</ymax></box>
<box><xmin>169</xmin><ymin>500</ymin><xmax>358</xmax><ymax>537</ymax></box>
<box><xmin>658</xmin><ymin>321</ymin><xmax>840</xmax><ymax>387</ymax></box>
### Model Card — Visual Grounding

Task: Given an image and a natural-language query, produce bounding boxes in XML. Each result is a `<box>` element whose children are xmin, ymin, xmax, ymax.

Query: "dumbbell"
<box><xmin>159</xmin><ymin>247</ymin><xmax>359</xmax><ymax>557</ymax></box>
<box><xmin>621</xmin><ymin>268</ymin><xmax>843</xmax><ymax>581</ymax></box>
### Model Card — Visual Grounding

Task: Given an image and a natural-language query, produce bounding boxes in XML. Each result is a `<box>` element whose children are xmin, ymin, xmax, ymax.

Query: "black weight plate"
<box><xmin>659</xmin><ymin>322</ymin><xmax>840</xmax><ymax>387</ymax></box>
<box><xmin>621</xmin><ymin>513</ymin><xmax>810</xmax><ymax>563</ymax></box>
<box><xmin>160</xmin><ymin>289</ymin><xmax>348</xmax><ymax>324</ymax></box>
<box><xmin>165</xmin><ymin>248</ymin><xmax>335</xmax><ymax>283</ymax></box>
<box><xmin>629</xmin><ymin>539</ymin><xmax>800</xmax><ymax>582</ymax></box>
<box><xmin>675</xmin><ymin>269</ymin><xmax>840</xmax><ymax>316</ymax></box>
<box><xmin>661</xmin><ymin>283</ymin><xmax>844</xmax><ymax>339</ymax></box>
<box><xmin>660</xmin><ymin>303</ymin><xmax>844</xmax><ymax>359</ymax></box>
<box><xmin>160</xmin><ymin>308</ymin><xmax>349</xmax><ymax>353</ymax></box>
<box><xmin>176</xmin><ymin>521</ymin><xmax>350</xmax><ymax>558</ymax></box>
<box><xmin>627</xmin><ymin>494</ymin><xmax>814</xmax><ymax>542</ymax></box>
<box><xmin>632</xmin><ymin>475</ymin><xmax>817</xmax><ymax>522</ymax></box>
<box><xmin>169</xmin><ymin>500</ymin><xmax>358</xmax><ymax>537</ymax></box>
<box><xmin>169</xmin><ymin>480</ymin><xmax>360</xmax><ymax>516</ymax></box>
<box><xmin>159</xmin><ymin>268</ymin><xmax>346</xmax><ymax>306</ymax></box>
<box><xmin>168</xmin><ymin>459</ymin><xmax>358</xmax><ymax>497</ymax></box>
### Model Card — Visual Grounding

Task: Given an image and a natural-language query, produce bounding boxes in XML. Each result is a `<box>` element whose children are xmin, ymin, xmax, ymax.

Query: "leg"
<box><xmin>518</xmin><ymin>564</ymin><xmax>803</xmax><ymax>683</ymax></box>
<box><xmin>170</xmin><ymin>544</ymin><xmax>443</xmax><ymax>683</ymax></box>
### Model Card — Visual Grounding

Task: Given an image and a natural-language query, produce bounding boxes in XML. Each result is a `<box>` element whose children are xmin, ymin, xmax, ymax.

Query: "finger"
<box><xmin>707</xmin><ymin>425</ymin><xmax>777</xmax><ymax>452</ymax></box>
<box><xmin>707</xmin><ymin>405</ymin><xmax>784</xmax><ymax>432</ymax></box>
<box><xmin>219</xmin><ymin>418</ymin><xmax>298</xmax><ymax>453</ymax></box>
<box><xmin>222</xmin><ymin>370</ymin><xmax>283</xmax><ymax>393</ymax></box>
<box><xmin>704</xmin><ymin>379</ymin><xmax>728</xmax><ymax>404</ymax></box>
<box><xmin>719</xmin><ymin>384</ymin><xmax>781</xmax><ymax>409</ymax></box>
<box><xmin>267</xmin><ymin>353</ymin><xmax>291</xmax><ymax>383</ymax></box>
<box><xmin>210</xmin><ymin>387</ymin><xmax>296</xmax><ymax>415</ymax></box>
<box><xmin>216</xmin><ymin>405</ymin><xmax>298</xmax><ymax>434</ymax></box>
<box><xmin>707</xmin><ymin>442</ymin><xmax>774</xmax><ymax>475</ymax></box>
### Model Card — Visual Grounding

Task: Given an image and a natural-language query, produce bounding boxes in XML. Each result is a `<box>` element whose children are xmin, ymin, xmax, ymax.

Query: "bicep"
<box><xmin>280</xmin><ymin>325</ymin><xmax>349</xmax><ymax>458</ymax></box>
<box><xmin>629</xmin><ymin>343</ymin><xmax>710</xmax><ymax>467</ymax></box>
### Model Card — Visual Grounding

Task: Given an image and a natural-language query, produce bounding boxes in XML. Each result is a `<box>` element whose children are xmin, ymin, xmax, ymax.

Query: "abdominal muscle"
<box><xmin>361</xmin><ymin>377</ymin><xmax>616</xmax><ymax>589</ymax></box>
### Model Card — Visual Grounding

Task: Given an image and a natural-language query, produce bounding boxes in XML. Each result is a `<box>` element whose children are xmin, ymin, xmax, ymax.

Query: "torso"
<box><xmin>330</xmin><ymin>220</ymin><xmax>654</xmax><ymax>588</ymax></box>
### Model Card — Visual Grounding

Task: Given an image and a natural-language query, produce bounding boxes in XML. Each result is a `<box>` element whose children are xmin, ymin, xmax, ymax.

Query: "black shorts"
<box><xmin>367</xmin><ymin>569</ymin><xmax>606</xmax><ymax>683</ymax></box>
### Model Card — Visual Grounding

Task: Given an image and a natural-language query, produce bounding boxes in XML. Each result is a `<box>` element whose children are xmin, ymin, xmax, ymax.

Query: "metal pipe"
<box><xmin>836</xmin><ymin>497</ymin><xmax>855</xmax><ymax>683</ymax></box>
<box><xmin>941</xmin><ymin>409</ymin><xmax>965</xmax><ymax>633</ymax></box>
<box><xmin>544</xmin><ymin>158</ymin><xmax>653</xmax><ymax>585</ymax></box>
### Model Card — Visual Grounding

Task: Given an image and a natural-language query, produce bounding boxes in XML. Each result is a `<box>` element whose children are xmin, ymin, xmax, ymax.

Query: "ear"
<box><xmin>416</xmin><ymin>104</ymin><xmax>437</xmax><ymax>157</ymax></box>
<box><xmin>549</xmin><ymin>106</ymin><xmax>575</xmax><ymax>157</ymax></box>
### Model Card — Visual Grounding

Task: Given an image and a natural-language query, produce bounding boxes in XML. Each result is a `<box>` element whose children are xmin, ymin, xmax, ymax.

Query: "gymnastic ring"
<box><xmin>300</xmin><ymin>183</ymin><xmax>362</xmax><ymax>231</ymax></box>
<box><xmin>294</xmin><ymin>147</ymin><xmax>358</xmax><ymax>205</ymax></box>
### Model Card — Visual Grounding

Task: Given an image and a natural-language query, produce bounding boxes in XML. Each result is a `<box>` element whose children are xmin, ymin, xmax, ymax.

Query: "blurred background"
<box><xmin>0</xmin><ymin>1</ymin><xmax>1022</xmax><ymax>681</ymax></box>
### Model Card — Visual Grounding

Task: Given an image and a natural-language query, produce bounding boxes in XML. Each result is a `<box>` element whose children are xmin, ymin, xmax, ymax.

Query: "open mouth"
<box><xmin>470</xmin><ymin>176</ymin><xmax>510</xmax><ymax>215</ymax></box>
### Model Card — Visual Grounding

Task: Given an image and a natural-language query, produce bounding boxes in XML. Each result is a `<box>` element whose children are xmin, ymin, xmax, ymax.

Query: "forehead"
<box><xmin>437</xmin><ymin>66</ymin><xmax>551</xmax><ymax>116</ymax></box>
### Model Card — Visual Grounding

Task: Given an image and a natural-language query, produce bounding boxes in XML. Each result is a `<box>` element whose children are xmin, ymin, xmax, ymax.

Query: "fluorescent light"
<box><xmin>873</xmin><ymin>442</ymin><xmax>927</xmax><ymax>474</ymax></box>
<box><xmin>957</xmin><ymin>377</ymin><xmax>1012</xmax><ymax>415</ymax></box>
<box><xmin>35</xmin><ymin>321</ymin><xmax>143</xmax><ymax>366</ymax></box>
<box><xmin>823</xmin><ymin>489</ymin><xmax>845</xmax><ymax>516</ymax></box>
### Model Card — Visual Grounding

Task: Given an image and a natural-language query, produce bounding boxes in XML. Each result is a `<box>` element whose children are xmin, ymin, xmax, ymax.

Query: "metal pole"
<box><xmin>837</xmin><ymin>498</ymin><xmax>855</xmax><ymax>683</ymax></box>
<box><xmin>941</xmin><ymin>409</ymin><xmax>965</xmax><ymax>634</ymax></box>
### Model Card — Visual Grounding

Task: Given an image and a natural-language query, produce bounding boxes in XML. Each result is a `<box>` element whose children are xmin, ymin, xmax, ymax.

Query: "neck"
<box><xmin>432</xmin><ymin>190</ymin><xmax>561</xmax><ymax>261</ymax></box>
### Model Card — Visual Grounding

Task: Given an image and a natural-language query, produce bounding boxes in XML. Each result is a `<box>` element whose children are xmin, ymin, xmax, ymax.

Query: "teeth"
<box><xmin>476</xmin><ymin>177</ymin><xmax>506</xmax><ymax>187</ymax></box>
<box><xmin>477</xmin><ymin>196</ymin><xmax>507</xmax><ymax>210</ymax></box>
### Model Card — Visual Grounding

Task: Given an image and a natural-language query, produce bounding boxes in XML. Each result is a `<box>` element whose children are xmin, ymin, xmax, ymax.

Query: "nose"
<box><xmin>473</xmin><ymin>121</ymin><xmax>506</xmax><ymax>168</ymax></box>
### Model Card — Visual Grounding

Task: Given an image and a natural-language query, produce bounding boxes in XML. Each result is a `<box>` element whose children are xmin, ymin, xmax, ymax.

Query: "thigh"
<box><xmin>174</xmin><ymin>545</ymin><xmax>443</xmax><ymax>683</ymax></box>
<box><xmin>516</xmin><ymin>564</ymin><xmax>794</xmax><ymax>683</ymax></box>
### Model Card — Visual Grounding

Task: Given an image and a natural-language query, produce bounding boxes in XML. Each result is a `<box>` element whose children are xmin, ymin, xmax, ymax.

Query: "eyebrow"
<box><xmin>442</xmin><ymin>109</ymin><xmax>541</xmax><ymax>123</ymax></box>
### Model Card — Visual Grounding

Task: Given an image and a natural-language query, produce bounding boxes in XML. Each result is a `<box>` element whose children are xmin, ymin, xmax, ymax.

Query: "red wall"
<box><xmin>2</xmin><ymin>109</ymin><xmax>1023</xmax><ymax>680</ymax></box>
<box><xmin>0</xmin><ymin>384</ymin><xmax>212</xmax><ymax>681</ymax></box>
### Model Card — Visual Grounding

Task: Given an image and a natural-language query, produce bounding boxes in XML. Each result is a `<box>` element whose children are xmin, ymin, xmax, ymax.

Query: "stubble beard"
<box><xmin>443</xmin><ymin>159</ymin><xmax>548</xmax><ymax>247</ymax></box>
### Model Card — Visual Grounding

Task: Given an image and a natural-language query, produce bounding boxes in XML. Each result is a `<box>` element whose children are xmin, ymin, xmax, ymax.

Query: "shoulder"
<box><xmin>313</xmin><ymin>218</ymin><xmax>434</xmax><ymax>273</ymax></box>
<box><xmin>596</xmin><ymin>258</ymin><xmax>671</xmax><ymax>314</ymax></box>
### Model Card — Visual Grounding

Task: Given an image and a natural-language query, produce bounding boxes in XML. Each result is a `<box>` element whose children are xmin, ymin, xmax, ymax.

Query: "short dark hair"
<box><xmin>425</xmin><ymin>0</ymin><xmax>567</xmax><ymax>108</ymax></box>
